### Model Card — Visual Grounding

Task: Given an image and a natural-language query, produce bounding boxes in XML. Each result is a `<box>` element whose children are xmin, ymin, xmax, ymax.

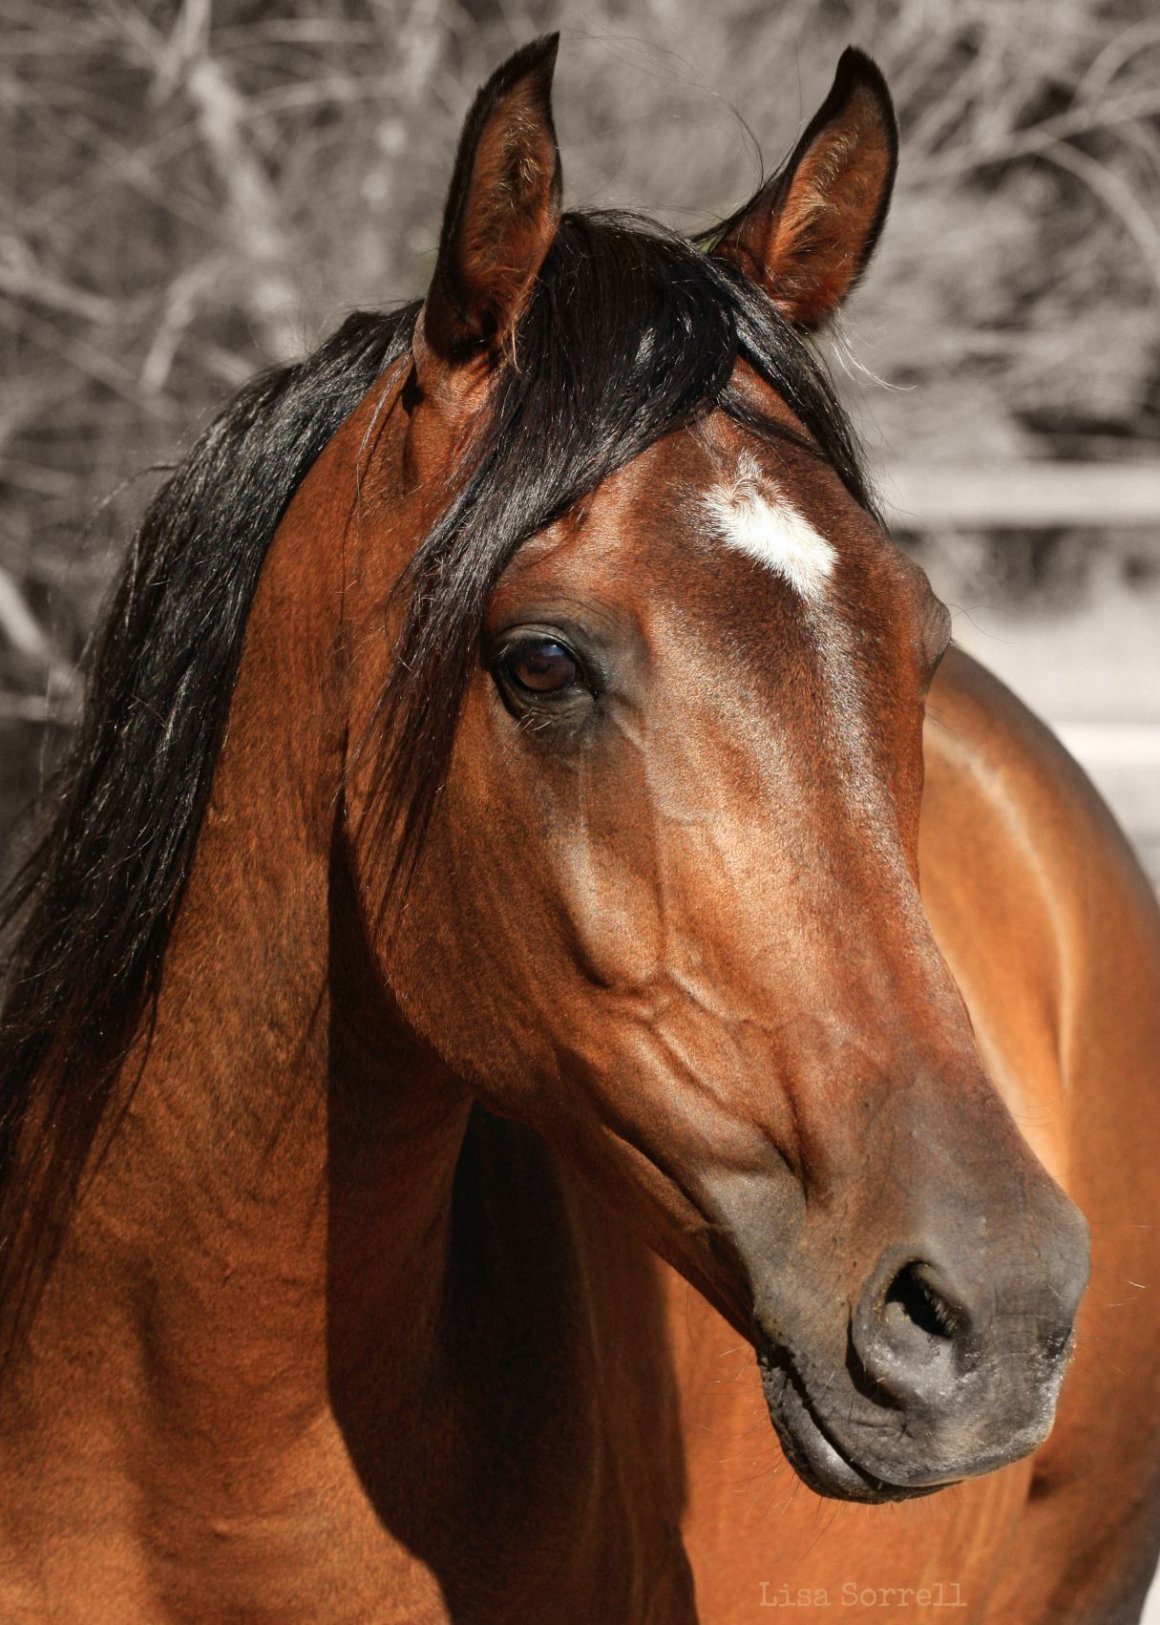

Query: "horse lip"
<box><xmin>756</xmin><ymin>1334</ymin><xmax>953</xmax><ymax>1504</ymax></box>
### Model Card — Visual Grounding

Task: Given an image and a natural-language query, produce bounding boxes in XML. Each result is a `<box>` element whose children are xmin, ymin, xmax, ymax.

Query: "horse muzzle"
<box><xmin>752</xmin><ymin>1191</ymin><xmax>1090</xmax><ymax>1503</ymax></box>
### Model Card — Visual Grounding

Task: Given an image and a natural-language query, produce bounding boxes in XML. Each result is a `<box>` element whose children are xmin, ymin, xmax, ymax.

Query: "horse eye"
<box><xmin>503</xmin><ymin>637</ymin><xmax>581</xmax><ymax>695</ymax></box>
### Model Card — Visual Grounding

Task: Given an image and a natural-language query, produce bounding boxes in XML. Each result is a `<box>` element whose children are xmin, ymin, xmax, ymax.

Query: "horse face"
<box><xmin>348</xmin><ymin>37</ymin><xmax>1089</xmax><ymax>1503</ymax></box>
<box><xmin>375</xmin><ymin>383</ymin><xmax>1087</xmax><ymax>1502</ymax></box>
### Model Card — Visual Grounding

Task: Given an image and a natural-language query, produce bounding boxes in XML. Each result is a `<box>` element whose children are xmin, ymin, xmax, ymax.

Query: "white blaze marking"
<box><xmin>704</xmin><ymin>453</ymin><xmax>836</xmax><ymax>602</ymax></box>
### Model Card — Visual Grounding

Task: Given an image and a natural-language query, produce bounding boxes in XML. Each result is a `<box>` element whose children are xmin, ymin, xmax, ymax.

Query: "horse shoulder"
<box><xmin>921</xmin><ymin>644</ymin><xmax>1160</xmax><ymax>1623</ymax></box>
<box><xmin>919</xmin><ymin>643</ymin><xmax>1160</xmax><ymax>1186</ymax></box>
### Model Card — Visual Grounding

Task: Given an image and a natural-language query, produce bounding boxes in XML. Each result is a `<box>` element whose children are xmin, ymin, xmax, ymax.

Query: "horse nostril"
<box><xmin>883</xmin><ymin>1260</ymin><xmax>960</xmax><ymax>1345</ymax></box>
<box><xmin>850</xmin><ymin>1252</ymin><xmax>976</xmax><ymax>1411</ymax></box>
<box><xmin>850</xmin><ymin>1213</ymin><xmax>1087</xmax><ymax>1436</ymax></box>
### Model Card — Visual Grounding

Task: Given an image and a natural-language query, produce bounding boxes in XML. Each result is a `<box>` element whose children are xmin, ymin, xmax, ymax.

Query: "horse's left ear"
<box><xmin>712</xmin><ymin>48</ymin><xmax>897</xmax><ymax>329</ymax></box>
<box><xmin>421</xmin><ymin>35</ymin><xmax>563</xmax><ymax>364</ymax></box>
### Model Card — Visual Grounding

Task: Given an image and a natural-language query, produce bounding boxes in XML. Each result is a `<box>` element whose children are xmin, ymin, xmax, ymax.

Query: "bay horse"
<box><xmin>1</xmin><ymin>34</ymin><xmax>1159</xmax><ymax>1624</ymax></box>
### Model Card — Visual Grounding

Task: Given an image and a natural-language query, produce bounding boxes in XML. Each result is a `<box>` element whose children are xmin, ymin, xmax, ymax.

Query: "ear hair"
<box><xmin>711</xmin><ymin>48</ymin><xmax>898</xmax><ymax>330</ymax></box>
<box><xmin>423</xmin><ymin>35</ymin><xmax>563</xmax><ymax>363</ymax></box>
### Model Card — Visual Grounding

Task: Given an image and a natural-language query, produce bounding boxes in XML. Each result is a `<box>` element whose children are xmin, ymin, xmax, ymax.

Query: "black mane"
<box><xmin>0</xmin><ymin>209</ymin><xmax>873</xmax><ymax>1337</ymax></box>
<box><xmin>0</xmin><ymin>306</ymin><xmax>417</xmax><ymax>1334</ymax></box>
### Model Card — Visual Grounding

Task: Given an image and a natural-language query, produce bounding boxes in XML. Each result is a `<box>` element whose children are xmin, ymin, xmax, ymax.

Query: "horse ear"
<box><xmin>422</xmin><ymin>35</ymin><xmax>562</xmax><ymax>363</ymax></box>
<box><xmin>712</xmin><ymin>48</ymin><xmax>897</xmax><ymax>330</ymax></box>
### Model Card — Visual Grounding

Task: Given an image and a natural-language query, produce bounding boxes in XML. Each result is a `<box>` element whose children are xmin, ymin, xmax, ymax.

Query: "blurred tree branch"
<box><xmin>110</xmin><ymin>0</ymin><xmax>302</xmax><ymax>362</ymax></box>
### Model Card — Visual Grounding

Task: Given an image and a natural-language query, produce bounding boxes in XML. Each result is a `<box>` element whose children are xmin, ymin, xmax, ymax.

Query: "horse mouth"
<box><xmin>757</xmin><ymin>1338</ymin><xmax>951</xmax><ymax>1504</ymax></box>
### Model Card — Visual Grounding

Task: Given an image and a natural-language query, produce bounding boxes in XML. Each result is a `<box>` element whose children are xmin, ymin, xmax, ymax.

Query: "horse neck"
<box><xmin>9</xmin><ymin>392</ymin><xmax>472</xmax><ymax>1532</ymax></box>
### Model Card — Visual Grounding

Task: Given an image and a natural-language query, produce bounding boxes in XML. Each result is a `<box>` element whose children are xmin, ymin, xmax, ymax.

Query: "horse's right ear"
<box><xmin>421</xmin><ymin>36</ymin><xmax>562</xmax><ymax>366</ymax></box>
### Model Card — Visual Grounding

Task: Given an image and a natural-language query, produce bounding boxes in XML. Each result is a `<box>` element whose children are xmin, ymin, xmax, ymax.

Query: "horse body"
<box><xmin>0</xmin><ymin>376</ymin><xmax>700</xmax><ymax>1624</ymax></box>
<box><xmin>1</xmin><ymin>35</ymin><xmax>1158</xmax><ymax>1625</ymax></box>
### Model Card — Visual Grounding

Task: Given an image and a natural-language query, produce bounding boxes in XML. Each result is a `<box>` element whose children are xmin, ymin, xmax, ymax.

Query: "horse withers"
<box><xmin>0</xmin><ymin>34</ymin><xmax>1157</xmax><ymax>1625</ymax></box>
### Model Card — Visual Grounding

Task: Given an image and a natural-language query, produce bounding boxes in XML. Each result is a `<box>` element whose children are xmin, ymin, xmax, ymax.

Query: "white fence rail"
<box><xmin>882</xmin><ymin>463</ymin><xmax>1160</xmax><ymax>531</ymax></box>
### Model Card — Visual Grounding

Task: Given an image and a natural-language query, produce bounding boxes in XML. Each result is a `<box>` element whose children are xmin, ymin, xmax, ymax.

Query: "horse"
<box><xmin>1</xmin><ymin>33</ymin><xmax>1158</xmax><ymax>1624</ymax></box>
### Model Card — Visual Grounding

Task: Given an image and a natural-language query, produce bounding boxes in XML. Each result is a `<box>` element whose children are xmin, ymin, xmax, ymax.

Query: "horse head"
<box><xmin>340</xmin><ymin>37</ymin><xmax>1089</xmax><ymax>1504</ymax></box>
